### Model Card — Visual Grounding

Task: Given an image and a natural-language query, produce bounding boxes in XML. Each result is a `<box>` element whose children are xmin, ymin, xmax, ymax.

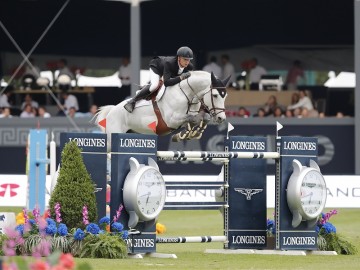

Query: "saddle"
<box><xmin>147</xmin><ymin>80</ymin><xmax>175</xmax><ymax>135</ymax></box>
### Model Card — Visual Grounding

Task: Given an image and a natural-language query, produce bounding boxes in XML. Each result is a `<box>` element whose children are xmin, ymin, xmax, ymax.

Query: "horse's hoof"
<box><xmin>171</xmin><ymin>134</ymin><xmax>180</xmax><ymax>142</ymax></box>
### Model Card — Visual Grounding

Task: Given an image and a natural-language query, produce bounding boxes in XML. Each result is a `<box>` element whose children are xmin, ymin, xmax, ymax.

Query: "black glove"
<box><xmin>180</xmin><ymin>72</ymin><xmax>191</xmax><ymax>80</ymax></box>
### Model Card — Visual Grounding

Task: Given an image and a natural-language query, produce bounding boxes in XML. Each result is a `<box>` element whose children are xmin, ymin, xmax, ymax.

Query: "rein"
<box><xmin>180</xmin><ymin>79</ymin><xmax>226</xmax><ymax>117</ymax></box>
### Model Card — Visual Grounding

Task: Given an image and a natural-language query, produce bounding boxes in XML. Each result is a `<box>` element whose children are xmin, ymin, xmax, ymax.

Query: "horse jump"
<box><xmin>56</xmin><ymin>132</ymin><xmax>320</xmax><ymax>256</ymax></box>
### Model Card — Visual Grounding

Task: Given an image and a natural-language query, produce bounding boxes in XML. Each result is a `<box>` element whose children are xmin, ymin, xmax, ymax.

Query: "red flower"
<box><xmin>59</xmin><ymin>253</ymin><xmax>75</xmax><ymax>270</ymax></box>
<box><xmin>30</xmin><ymin>260</ymin><xmax>50</xmax><ymax>270</ymax></box>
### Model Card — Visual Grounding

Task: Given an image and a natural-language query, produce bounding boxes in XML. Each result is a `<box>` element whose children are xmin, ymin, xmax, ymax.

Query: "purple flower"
<box><xmin>86</xmin><ymin>223</ymin><xmax>100</xmax><ymax>235</ymax></box>
<box><xmin>33</xmin><ymin>206</ymin><xmax>40</xmax><ymax>223</ymax></box>
<box><xmin>23</xmin><ymin>208</ymin><xmax>28</xmax><ymax>224</ymax></box>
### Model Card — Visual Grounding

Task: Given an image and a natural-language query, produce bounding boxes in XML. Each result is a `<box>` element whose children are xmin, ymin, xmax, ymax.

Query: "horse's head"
<box><xmin>202</xmin><ymin>72</ymin><xmax>229</xmax><ymax>124</ymax></box>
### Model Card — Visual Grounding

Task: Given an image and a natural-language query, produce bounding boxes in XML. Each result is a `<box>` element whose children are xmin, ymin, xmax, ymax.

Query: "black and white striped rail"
<box><xmin>157</xmin><ymin>151</ymin><xmax>280</xmax><ymax>161</ymax></box>
<box><xmin>156</xmin><ymin>236</ymin><xmax>226</xmax><ymax>244</ymax></box>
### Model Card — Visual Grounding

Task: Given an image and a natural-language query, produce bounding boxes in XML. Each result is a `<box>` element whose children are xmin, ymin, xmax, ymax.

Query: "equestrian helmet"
<box><xmin>177</xmin><ymin>46</ymin><xmax>193</xmax><ymax>59</ymax></box>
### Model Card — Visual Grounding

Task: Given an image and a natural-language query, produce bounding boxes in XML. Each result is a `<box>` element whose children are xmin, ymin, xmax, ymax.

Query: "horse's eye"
<box><xmin>213</xmin><ymin>94</ymin><xmax>218</xmax><ymax>98</ymax></box>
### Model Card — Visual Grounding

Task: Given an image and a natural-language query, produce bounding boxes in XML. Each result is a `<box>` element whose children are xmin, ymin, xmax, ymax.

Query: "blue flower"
<box><xmin>86</xmin><ymin>223</ymin><xmax>100</xmax><ymax>234</ymax></box>
<box><xmin>111</xmin><ymin>222</ymin><xmax>124</xmax><ymax>232</ymax></box>
<box><xmin>74</xmin><ymin>228</ymin><xmax>85</xmax><ymax>240</ymax></box>
<box><xmin>45</xmin><ymin>224</ymin><xmax>57</xmax><ymax>236</ymax></box>
<box><xmin>46</xmin><ymin>218</ymin><xmax>56</xmax><ymax>226</ymax></box>
<box><xmin>122</xmin><ymin>230</ymin><xmax>129</xmax><ymax>239</ymax></box>
<box><xmin>315</xmin><ymin>225</ymin><xmax>321</xmax><ymax>233</ymax></box>
<box><xmin>15</xmin><ymin>224</ymin><xmax>24</xmax><ymax>235</ymax></box>
<box><xmin>58</xmin><ymin>223</ymin><xmax>68</xmax><ymax>236</ymax></box>
<box><xmin>28</xmin><ymin>219</ymin><xmax>36</xmax><ymax>226</ymax></box>
<box><xmin>323</xmin><ymin>222</ymin><xmax>336</xmax><ymax>234</ymax></box>
<box><xmin>99</xmin><ymin>216</ymin><xmax>110</xmax><ymax>225</ymax></box>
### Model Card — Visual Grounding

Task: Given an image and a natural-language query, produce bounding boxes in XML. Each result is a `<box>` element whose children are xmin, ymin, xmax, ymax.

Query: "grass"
<box><xmin>1</xmin><ymin>207</ymin><xmax>360</xmax><ymax>269</ymax></box>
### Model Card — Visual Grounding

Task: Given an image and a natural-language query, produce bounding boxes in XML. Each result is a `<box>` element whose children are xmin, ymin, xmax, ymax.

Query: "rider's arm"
<box><xmin>163</xmin><ymin>61</ymin><xmax>181</xmax><ymax>87</ymax></box>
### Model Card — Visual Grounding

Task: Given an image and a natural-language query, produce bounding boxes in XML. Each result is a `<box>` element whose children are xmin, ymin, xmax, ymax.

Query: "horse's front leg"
<box><xmin>171</xmin><ymin>113</ymin><xmax>210</xmax><ymax>142</ymax></box>
<box><xmin>188</xmin><ymin>112</ymin><xmax>211</xmax><ymax>140</ymax></box>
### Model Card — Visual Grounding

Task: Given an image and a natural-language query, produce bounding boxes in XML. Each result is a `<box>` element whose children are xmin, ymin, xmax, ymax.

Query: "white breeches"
<box><xmin>149</xmin><ymin>68</ymin><xmax>161</xmax><ymax>92</ymax></box>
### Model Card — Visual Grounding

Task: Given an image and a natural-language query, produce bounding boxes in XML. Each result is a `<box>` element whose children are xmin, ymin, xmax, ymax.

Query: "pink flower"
<box><xmin>82</xmin><ymin>205</ymin><xmax>89</xmax><ymax>225</ymax></box>
<box><xmin>113</xmin><ymin>204</ymin><xmax>124</xmax><ymax>223</ymax></box>
<box><xmin>23</xmin><ymin>208</ymin><xmax>29</xmax><ymax>224</ymax></box>
<box><xmin>55</xmin><ymin>202</ymin><xmax>62</xmax><ymax>223</ymax></box>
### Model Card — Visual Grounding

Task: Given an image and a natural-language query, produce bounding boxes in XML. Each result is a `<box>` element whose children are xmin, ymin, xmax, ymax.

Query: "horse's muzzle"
<box><xmin>216</xmin><ymin>115</ymin><xmax>226</xmax><ymax>124</ymax></box>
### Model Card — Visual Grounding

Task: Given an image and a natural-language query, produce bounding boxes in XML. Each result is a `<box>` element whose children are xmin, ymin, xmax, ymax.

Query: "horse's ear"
<box><xmin>210</xmin><ymin>72</ymin><xmax>217</xmax><ymax>84</ymax></box>
<box><xmin>222</xmin><ymin>75</ymin><xmax>231</xmax><ymax>87</ymax></box>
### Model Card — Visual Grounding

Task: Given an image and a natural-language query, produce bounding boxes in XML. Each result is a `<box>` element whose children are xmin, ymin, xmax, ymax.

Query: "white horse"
<box><xmin>94</xmin><ymin>71</ymin><xmax>229</xmax><ymax>148</ymax></box>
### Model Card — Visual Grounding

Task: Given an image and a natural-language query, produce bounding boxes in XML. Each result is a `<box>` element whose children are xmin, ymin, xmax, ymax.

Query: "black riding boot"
<box><xmin>124</xmin><ymin>85</ymin><xmax>151</xmax><ymax>113</ymax></box>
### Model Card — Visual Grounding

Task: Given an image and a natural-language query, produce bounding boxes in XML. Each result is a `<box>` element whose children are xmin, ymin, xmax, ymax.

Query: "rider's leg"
<box><xmin>124</xmin><ymin>69</ymin><xmax>160</xmax><ymax>113</ymax></box>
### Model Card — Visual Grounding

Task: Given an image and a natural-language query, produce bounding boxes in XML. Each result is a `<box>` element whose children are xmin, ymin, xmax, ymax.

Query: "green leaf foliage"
<box><xmin>320</xmin><ymin>233</ymin><xmax>358</xmax><ymax>255</ymax></box>
<box><xmin>49</xmin><ymin>140</ymin><xmax>98</xmax><ymax>229</ymax></box>
<box><xmin>79</xmin><ymin>234</ymin><xmax>128</xmax><ymax>259</ymax></box>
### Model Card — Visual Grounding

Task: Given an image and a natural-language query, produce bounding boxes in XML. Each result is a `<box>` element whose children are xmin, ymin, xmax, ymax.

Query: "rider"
<box><xmin>124</xmin><ymin>46</ymin><xmax>194</xmax><ymax>113</ymax></box>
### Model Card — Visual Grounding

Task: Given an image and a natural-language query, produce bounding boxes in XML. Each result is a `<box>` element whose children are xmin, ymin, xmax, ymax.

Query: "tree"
<box><xmin>49</xmin><ymin>140</ymin><xmax>97</xmax><ymax>229</ymax></box>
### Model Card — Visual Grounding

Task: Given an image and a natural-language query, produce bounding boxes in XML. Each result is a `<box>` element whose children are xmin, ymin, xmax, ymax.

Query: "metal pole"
<box><xmin>355</xmin><ymin>0</ymin><xmax>360</xmax><ymax>174</ymax></box>
<box><xmin>131</xmin><ymin>0</ymin><xmax>141</xmax><ymax>97</ymax></box>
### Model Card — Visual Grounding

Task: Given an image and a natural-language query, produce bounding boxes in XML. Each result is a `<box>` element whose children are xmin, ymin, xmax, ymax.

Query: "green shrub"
<box><xmin>49</xmin><ymin>140</ymin><xmax>97</xmax><ymax>229</ymax></box>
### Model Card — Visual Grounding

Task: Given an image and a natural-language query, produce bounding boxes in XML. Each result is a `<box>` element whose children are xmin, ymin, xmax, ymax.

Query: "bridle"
<box><xmin>178</xmin><ymin>79</ymin><xmax>226</xmax><ymax>118</ymax></box>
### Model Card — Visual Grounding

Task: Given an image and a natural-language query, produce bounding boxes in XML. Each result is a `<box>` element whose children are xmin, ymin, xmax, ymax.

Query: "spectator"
<box><xmin>285</xmin><ymin>109</ymin><xmax>294</xmax><ymax>118</ymax></box>
<box><xmin>293</xmin><ymin>107</ymin><xmax>302</xmax><ymax>118</ymax></box>
<box><xmin>76</xmin><ymin>104</ymin><xmax>99</xmax><ymax>118</ymax></box>
<box><xmin>249</xmin><ymin>58</ymin><xmax>267</xmax><ymax>90</ymax></box>
<box><xmin>57</xmin><ymin>91</ymin><xmax>79</xmax><ymax>116</ymax></box>
<box><xmin>237</xmin><ymin>106</ymin><xmax>250</xmax><ymax>118</ymax></box>
<box><xmin>21</xmin><ymin>94</ymin><xmax>39</xmax><ymax>110</ymax></box>
<box><xmin>253</xmin><ymin>108</ymin><xmax>266</xmax><ymax>117</ymax></box>
<box><xmin>38</xmin><ymin>106</ymin><xmax>51</xmax><ymax>118</ymax></box>
<box><xmin>56</xmin><ymin>59</ymin><xmax>74</xmax><ymax>91</ymax></box>
<box><xmin>67</xmin><ymin>107</ymin><xmax>77</xmax><ymax>118</ymax></box>
<box><xmin>286</xmin><ymin>60</ymin><xmax>305</xmax><ymax>90</ymax></box>
<box><xmin>290</xmin><ymin>92</ymin><xmax>300</xmax><ymax>106</ymax></box>
<box><xmin>0</xmin><ymin>107</ymin><xmax>12</xmax><ymax>118</ymax></box>
<box><xmin>0</xmin><ymin>88</ymin><xmax>12</xmax><ymax>108</ymax></box>
<box><xmin>118</xmin><ymin>57</ymin><xmax>131</xmax><ymax>96</ymax></box>
<box><xmin>263</xmin><ymin>95</ymin><xmax>278</xmax><ymax>116</ymax></box>
<box><xmin>202</xmin><ymin>56</ymin><xmax>221</xmax><ymax>78</ymax></box>
<box><xmin>220</xmin><ymin>54</ymin><xmax>235</xmax><ymax>85</ymax></box>
<box><xmin>57</xmin><ymin>59</ymin><xmax>74</xmax><ymax>80</ymax></box>
<box><xmin>20</xmin><ymin>104</ymin><xmax>36</xmax><ymax>118</ymax></box>
<box><xmin>287</xmin><ymin>90</ymin><xmax>314</xmax><ymax>111</ymax></box>
<box><xmin>21</xmin><ymin>58</ymin><xmax>41</xmax><ymax>90</ymax></box>
<box><xmin>272</xmin><ymin>106</ymin><xmax>284</xmax><ymax>118</ymax></box>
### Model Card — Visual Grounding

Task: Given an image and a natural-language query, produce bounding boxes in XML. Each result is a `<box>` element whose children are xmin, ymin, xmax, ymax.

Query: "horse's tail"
<box><xmin>92</xmin><ymin>105</ymin><xmax>115</xmax><ymax>132</ymax></box>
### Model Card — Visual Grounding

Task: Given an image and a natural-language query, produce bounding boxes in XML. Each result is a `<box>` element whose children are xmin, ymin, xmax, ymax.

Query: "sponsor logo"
<box><xmin>0</xmin><ymin>183</ymin><xmax>19</xmax><ymax>197</ymax></box>
<box><xmin>232</xmin><ymin>141</ymin><xmax>265</xmax><ymax>151</ymax></box>
<box><xmin>234</xmin><ymin>188</ymin><xmax>263</xmax><ymax>200</ymax></box>
<box><xmin>126</xmin><ymin>238</ymin><xmax>155</xmax><ymax>248</ymax></box>
<box><xmin>119</xmin><ymin>138</ymin><xmax>156</xmax><ymax>148</ymax></box>
<box><xmin>68</xmin><ymin>137</ymin><xmax>106</xmax><ymax>148</ymax></box>
<box><xmin>282</xmin><ymin>236</ymin><xmax>316</xmax><ymax>246</ymax></box>
<box><xmin>283</xmin><ymin>141</ymin><xmax>316</xmax><ymax>151</ymax></box>
<box><xmin>232</xmin><ymin>235</ymin><xmax>266</xmax><ymax>244</ymax></box>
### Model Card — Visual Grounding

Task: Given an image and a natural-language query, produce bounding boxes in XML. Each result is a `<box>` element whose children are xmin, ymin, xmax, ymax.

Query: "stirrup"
<box><xmin>124</xmin><ymin>101</ymin><xmax>135</xmax><ymax>113</ymax></box>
